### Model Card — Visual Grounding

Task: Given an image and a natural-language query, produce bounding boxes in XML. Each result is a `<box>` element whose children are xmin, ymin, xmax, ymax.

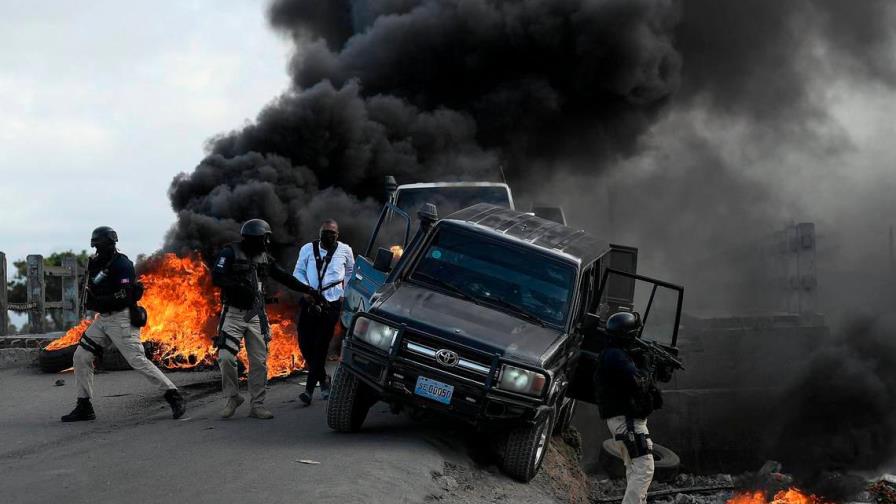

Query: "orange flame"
<box><xmin>390</xmin><ymin>245</ymin><xmax>404</xmax><ymax>258</ymax></box>
<box><xmin>728</xmin><ymin>489</ymin><xmax>831</xmax><ymax>504</ymax></box>
<box><xmin>45</xmin><ymin>253</ymin><xmax>305</xmax><ymax>378</ymax></box>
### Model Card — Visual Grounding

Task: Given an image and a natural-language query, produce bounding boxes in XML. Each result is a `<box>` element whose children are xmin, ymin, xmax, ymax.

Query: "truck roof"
<box><xmin>396</xmin><ymin>181</ymin><xmax>509</xmax><ymax>189</ymax></box>
<box><xmin>443</xmin><ymin>203</ymin><xmax>612</xmax><ymax>265</ymax></box>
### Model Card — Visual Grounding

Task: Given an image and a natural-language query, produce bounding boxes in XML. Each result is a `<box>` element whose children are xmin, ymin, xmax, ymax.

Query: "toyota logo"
<box><xmin>435</xmin><ymin>349</ymin><xmax>459</xmax><ymax>367</ymax></box>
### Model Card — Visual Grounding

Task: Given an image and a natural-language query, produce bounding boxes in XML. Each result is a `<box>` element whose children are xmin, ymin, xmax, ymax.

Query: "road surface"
<box><xmin>0</xmin><ymin>366</ymin><xmax>567</xmax><ymax>504</ymax></box>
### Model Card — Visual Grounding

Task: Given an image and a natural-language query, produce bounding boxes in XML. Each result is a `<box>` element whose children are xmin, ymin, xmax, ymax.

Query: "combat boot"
<box><xmin>219</xmin><ymin>394</ymin><xmax>245</xmax><ymax>418</ymax></box>
<box><xmin>164</xmin><ymin>389</ymin><xmax>186</xmax><ymax>419</ymax></box>
<box><xmin>249</xmin><ymin>406</ymin><xmax>274</xmax><ymax>419</ymax></box>
<box><xmin>61</xmin><ymin>398</ymin><xmax>96</xmax><ymax>422</ymax></box>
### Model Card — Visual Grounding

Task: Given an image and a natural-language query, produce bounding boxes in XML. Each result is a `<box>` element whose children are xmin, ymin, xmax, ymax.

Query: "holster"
<box><xmin>615</xmin><ymin>417</ymin><xmax>652</xmax><ymax>458</ymax></box>
<box><xmin>129</xmin><ymin>305</ymin><xmax>148</xmax><ymax>328</ymax></box>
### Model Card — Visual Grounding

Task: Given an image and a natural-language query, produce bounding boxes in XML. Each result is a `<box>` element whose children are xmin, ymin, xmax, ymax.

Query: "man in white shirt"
<box><xmin>292</xmin><ymin>219</ymin><xmax>354</xmax><ymax>405</ymax></box>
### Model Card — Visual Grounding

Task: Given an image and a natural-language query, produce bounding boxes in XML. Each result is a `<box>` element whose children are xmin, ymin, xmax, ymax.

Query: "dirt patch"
<box><xmin>426</xmin><ymin>429</ymin><xmax>590</xmax><ymax>504</ymax></box>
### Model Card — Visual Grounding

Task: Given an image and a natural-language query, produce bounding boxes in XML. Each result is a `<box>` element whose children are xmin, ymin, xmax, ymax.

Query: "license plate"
<box><xmin>414</xmin><ymin>376</ymin><xmax>454</xmax><ymax>405</ymax></box>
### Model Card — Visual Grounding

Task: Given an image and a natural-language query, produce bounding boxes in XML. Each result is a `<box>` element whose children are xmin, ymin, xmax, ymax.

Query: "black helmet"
<box><xmin>90</xmin><ymin>226</ymin><xmax>118</xmax><ymax>248</ymax></box>
<box><xmin>240</xmin><ymin>219</ymin><xmax>272</xmax><ymax>237</ymax></box>
<box><xmin>606</xmin><ymin>312</ymin><xmax>641</xmax><ymax>339</ymax></box>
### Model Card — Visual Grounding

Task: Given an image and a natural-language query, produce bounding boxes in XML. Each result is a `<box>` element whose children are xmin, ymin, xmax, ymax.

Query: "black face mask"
<box><xmin>320</xmin><ymin>230</ymin><xmax>338</xmax><ymax>249</ymax></box>
<box><xmin>242</xmin><ymin>236</ymin><xmax>268</xmax><ymax>256</ymax></box>
<box><xmin>92</xmin><ymin>241</ymin><xmax>116</xmax><ymax>258</ymax></box>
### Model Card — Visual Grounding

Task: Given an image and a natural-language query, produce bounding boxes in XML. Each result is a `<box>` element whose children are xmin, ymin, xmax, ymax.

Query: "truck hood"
<box><xmin>371</xmin><ymin>283</ymin><xmax>564</xmax><ymax>367</ymax></box>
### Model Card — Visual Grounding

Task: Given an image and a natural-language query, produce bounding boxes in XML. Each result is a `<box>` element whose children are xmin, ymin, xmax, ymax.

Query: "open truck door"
<box><xmin>567</xmin><ymin>267</ymin><xmax>684</xmax><ymax>403</ymax></box>
<box><xmin>341</xmin><ymin>204</ymin><xmax>412</xmax><ymax>328</ymax></box>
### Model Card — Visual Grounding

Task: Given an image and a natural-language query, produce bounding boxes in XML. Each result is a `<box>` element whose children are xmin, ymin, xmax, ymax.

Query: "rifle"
<box><xmin>632</xmin><ymin>337</ymin><xmax>685</xmax><ymax>371</ymax></box>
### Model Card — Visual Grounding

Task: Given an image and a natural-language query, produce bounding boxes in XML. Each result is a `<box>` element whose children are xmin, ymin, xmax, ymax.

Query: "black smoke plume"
<box><xmin>164</xmin><ymin>0</ymin><xmax>896</xmax><ymax>477</ymax></box>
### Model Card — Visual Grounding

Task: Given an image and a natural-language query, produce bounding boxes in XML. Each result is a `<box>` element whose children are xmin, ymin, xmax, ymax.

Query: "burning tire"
<box><xmin>327</xmin><ymin>365</ymin><xmax>373</xmax><ymax>432</ymax></box>
<box><xmin>502</xmin><ymin>412</ymin><xmax>553</xmax><ymax>482</ymax></box>
<box><xmin>598</xmin><ymin>438</ymin><xmax>680</xmax><ymax>482</ymax></box>
<box><xmin>98</xmin><ymin>346</ymin><xmax>133</xmax><ymax>371</ymax></box>
<box><xmin>38</xmin><ymin>344</ymin><xmax>77</xmax><ymax>373</ymax></box>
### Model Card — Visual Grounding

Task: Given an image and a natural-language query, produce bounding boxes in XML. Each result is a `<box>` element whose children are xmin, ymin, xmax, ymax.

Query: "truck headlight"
<box><xmin>352</xmin><ymin>317</ymin><xmax>399</xmax><ymax>351</ymax></box>
<box><xmin>496</xmin><ymin>365</ymin><xmax>546</xmax><ymax>396</ymax></box>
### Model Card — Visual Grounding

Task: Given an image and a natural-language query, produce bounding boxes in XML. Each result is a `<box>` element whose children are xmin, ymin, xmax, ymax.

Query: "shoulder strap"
<box><xmin>312</xmin><ymin>240</ymin><xmax>335</xmax><ymax>291</ymax></box>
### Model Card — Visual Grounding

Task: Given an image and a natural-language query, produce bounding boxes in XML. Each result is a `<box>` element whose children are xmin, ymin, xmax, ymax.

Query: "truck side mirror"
<box><xmin>373</xmin><ymin>247</ymin><xmax>395</xmax><ymax>272</ymax></box>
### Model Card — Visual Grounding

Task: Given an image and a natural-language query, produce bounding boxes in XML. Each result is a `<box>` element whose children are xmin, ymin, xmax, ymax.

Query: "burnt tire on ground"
<box><xmin>327</xmin><ymin>365</ymin><xmax>373</xmax><ymax>432</ymax></box>
<box><xmin>38</xmin><ymin>344</ymin><xmax>77</xmax><ymax>373</ymax></box>
<box><xmin>98</xmin><ymin>346</ymin><xmax>132</xmax><ymax>371</ymax></box>
<box><xmin>598</xmin><ymin>438</ymin><xmax>681</xmax><ymax>482</ymax></box>
<box><xmin>502</xmin><ymin>412</ymin><xmax>553</xmax><ymax>482</ymax></box>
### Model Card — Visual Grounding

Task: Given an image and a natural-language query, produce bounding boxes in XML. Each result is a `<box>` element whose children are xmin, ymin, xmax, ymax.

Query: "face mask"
<box><xmin>243</xmin><ymin>236</ymin><xmax>267</xmax><ymax>256</ymax></box>
<box><xmin>320</xmin><ymin>230</ymin><xmax>338</xmax><ymax>248</ymax></box>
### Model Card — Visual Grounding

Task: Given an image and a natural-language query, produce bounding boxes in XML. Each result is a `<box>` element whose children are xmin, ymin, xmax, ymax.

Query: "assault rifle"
<box><xmin>632</xmin><ymin>337</ymin><xmax>685</xmax><ymax>372</ymax></box>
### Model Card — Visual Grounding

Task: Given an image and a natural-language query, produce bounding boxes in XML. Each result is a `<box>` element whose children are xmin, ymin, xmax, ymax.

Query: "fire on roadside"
<box><xmin>727</xmin><ymin>488</ymin><xmax>831</xmax><ymax>504</ymax></box>
<box><xmin>44</xmin><ymin>252</ymin><xmax>305</xmax><ymax>378</ymax></box>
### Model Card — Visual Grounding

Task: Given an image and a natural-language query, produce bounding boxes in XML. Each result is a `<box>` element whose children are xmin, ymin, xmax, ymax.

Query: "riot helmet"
<box><xmin>90</xmin><ymin>226</ymin><xmax>118</xmax><ymax>256</ymax></box>
<box><xmin>606</xmin><ymin>311</ymin><xmax>641</xmax><ymax>341</ymax></box>
<box><xmin>240</xmin><ymin>219</ymin><xmax>272</xmax><ymax>256</ymax></box>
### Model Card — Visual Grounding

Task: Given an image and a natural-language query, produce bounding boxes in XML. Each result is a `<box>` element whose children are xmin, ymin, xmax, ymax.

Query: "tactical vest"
<box><xmin>221</xmin><ymin>242</ymin><xmax>271</xmax><ymax>310</ymax></box>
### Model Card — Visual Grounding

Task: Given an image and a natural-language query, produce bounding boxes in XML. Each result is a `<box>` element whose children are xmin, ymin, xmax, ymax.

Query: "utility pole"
<box><xmin>890</xmin><ymin>225</ymin><xmax>894</xmax><ymax>274</ymax></box>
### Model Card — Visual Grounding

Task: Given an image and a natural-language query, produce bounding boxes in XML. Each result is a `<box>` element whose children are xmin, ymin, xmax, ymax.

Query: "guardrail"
<box><xmin>0</xmin><ymin>251</ymin><xmax>84</xmax><ymax>336</ymax></box>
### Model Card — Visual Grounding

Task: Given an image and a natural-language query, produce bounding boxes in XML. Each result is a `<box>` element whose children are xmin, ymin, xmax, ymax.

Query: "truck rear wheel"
<box><xmin>326</xmin><ymin>365</ymin><xmax>373</xmax><ymax>432</ymax></box>
<box><xmin>502</xmin><ymin>413</ymin><xmax>553</xmax><ymax>482</ymax></box>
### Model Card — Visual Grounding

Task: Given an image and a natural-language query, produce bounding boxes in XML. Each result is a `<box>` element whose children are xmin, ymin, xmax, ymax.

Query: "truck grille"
<box><xmin>398</xmin><ymin>331</ymin><xmax>494</xmax><ymax>385</ymax></box>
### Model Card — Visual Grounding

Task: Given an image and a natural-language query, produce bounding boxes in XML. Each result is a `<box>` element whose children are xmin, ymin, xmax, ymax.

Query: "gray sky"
<box><xmin>0</xmin><ymin>0</ymin><xmax>290</xmax><ymax>262</ymax></box>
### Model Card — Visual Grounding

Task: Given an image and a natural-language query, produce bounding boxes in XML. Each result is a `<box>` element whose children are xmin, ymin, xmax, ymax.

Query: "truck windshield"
<box><xmin>409</xmin><ymin>225</ymin><xmax>575</xmax><ymax>327</ymax></box>
<box><xmin>395</xmin><ymin>186</ymin><xmax>511</xmax><ymax>217</ymax></box>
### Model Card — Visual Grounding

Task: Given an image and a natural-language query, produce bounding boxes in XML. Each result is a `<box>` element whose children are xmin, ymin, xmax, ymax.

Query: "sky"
<box><xmin>0</xmin><ymin>0</ymin><xmax>291</xmax><ymax>263</ymax></box>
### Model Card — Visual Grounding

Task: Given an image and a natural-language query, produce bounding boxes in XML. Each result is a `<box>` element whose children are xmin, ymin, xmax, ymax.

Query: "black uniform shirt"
<box><xmin>595</xmin><ymin>346</ymin><xmax>642</xmax><ymax>419</ymax></box>
<box><xmin>85</xmin><ymin>253</ymin><xmax>136</xmax><ymax>313</ymax></box>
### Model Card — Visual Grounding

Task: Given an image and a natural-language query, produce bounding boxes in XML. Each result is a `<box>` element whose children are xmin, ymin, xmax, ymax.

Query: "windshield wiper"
<box><xmin>413</xmin><ymin>273</ymin><xmax>478</xmax><ymax>303</ymax></box>
<box><xmin>475</xmin><ymin>296</ymin><xmax>546</xmax><ymax>327</ymax></box>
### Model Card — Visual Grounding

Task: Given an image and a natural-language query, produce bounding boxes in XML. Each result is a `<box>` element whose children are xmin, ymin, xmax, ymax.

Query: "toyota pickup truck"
<box><xmin>327</xmin><ymin>203</ymin><xmax>683</xmax><ymax>481</ymax></box>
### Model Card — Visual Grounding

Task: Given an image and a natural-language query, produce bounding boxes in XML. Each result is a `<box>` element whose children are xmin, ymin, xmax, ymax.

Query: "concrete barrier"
<box><xmin>0</xmin><ymin>348</ymin><xmax>38</xmax><ymax>369</ymax></box>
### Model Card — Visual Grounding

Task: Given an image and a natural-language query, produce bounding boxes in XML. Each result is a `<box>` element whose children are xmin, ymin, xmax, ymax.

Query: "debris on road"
<box><xmin>54</xmin><ymin>379</ymin><xmax>65</xmax><ymax>386</ymax></box>
<box><xmin>296</xmin><ymin>459</ymin><xmax>320</xmax><ymax>465</ymax></box>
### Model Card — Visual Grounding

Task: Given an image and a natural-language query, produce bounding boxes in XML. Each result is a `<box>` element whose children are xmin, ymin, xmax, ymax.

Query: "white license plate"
<box><xmin>414</xmin><ymin>376</ymin><xmax>454</xmax><ymax>405</ymax></box>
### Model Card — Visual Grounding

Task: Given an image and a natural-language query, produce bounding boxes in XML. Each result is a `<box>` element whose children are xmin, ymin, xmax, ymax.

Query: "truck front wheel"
<box><xmin>502</xmin><ymin>412</ymin><xmax>553</xmax><ymax>482</ymax></box>
<box><xmin>326</xmin><ymin>365</ymin><xmax>373</xmax><ymax>432</ymax></box>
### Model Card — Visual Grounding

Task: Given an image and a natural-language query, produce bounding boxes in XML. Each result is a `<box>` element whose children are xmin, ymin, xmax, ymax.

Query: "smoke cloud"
<box><xmin>164</xmin><ymin>0</ymin><xmax>896</xmax><ymax>477</ymax></box>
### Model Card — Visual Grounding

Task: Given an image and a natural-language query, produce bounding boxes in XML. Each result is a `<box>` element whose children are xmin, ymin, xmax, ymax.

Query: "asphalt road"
<box><xmin>0</xmin><ymin>366</ymin><xmax>453</xmax><ymax>504</ymax></box>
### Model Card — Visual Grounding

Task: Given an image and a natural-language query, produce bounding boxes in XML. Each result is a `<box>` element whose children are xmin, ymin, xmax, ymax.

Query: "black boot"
<box><xmin>61</xmin><ymin>398</ymin><xmax>96</xmax><ymax>422</ymax></box>
<box><xmin>164</xmin><ymin>389</ymin><xmax>186</xmax><ymax>419</ymax></box>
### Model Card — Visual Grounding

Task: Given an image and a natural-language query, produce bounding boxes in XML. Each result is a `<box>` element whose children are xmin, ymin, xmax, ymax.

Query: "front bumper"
<box><xmin>341</xmin><ymin>320</ymin><xmax>553</xmax><ymax>427</ymax></box>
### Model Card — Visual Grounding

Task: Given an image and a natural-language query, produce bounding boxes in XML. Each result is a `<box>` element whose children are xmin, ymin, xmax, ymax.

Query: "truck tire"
<box><xmin>502</xmin><ymin>413</ymin><xmax>553</xmax><ymax>482</ymax></box>
<box><xmin>38</xmin><ymin>344</ymin><xmax>76</xmax><ymax>373</ymax></box>
<box><xmin>598</xmin><ymin>438</ymin><xmax>681</xmax><ymax>482</ymax></box>
<box><xmin>327</xmin><ymin>365</ymin><xmax>372</xmax><ymax>432</ymax></box>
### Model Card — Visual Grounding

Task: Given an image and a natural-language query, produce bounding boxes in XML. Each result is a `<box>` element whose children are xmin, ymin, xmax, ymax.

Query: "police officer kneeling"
<box><xmin>62</xmin><ymin>226</ymin><xmax>186</xmax><ymax>422</ymax></box>
<box><xmin>596</xmin><ymin>312</ymin><xmax>666</xmax><ymax>504</ymax></box>
<box><xmin>211</xmin><ymin>219</ymin><xmax>318</xmax><ymax>419</ymax></box>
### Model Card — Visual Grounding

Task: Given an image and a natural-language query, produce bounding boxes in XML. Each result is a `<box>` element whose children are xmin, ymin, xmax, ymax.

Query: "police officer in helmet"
<box><xmin>211</xmin><ymin>219</ymin><xmax>318</xmax><ymax>419</ymax></box>
<box><xmin>62</xmin><ymin>226</ymin><xmax>186</xmax><ymax>422</ymax></box>
<box><xmin>595</xmin><ymin>312</ymin><xmax>664</xmax><ymax>504</ymax></box>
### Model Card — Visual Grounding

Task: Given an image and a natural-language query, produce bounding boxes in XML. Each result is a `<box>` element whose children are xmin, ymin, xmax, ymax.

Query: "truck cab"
<box><xmin>328</xmin><ymin>203</ymin><xmax>683</xmax><ymax>482</ymax></box>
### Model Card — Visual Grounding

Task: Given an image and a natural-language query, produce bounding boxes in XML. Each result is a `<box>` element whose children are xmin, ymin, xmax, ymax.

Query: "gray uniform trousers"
<box><xmin>74</xmin><ymin>309</ymin><xmax>176</xmax><ymax>399</ymax></box>
<box><xmin>217</xmin><ymin>306</ymin><xmax>268</xmax><ymax>407</ymax></box>
<box><xmin>606</xmin><ymin>416</ymin><xmax>655</xmax><ymax>504</ymax></box>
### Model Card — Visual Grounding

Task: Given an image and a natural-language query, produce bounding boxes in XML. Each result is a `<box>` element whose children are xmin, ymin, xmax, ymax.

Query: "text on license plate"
<box><xmin>414</xmin><ymin>376</ymin><xmax>454</xmax><ymax>405</ymax></box>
